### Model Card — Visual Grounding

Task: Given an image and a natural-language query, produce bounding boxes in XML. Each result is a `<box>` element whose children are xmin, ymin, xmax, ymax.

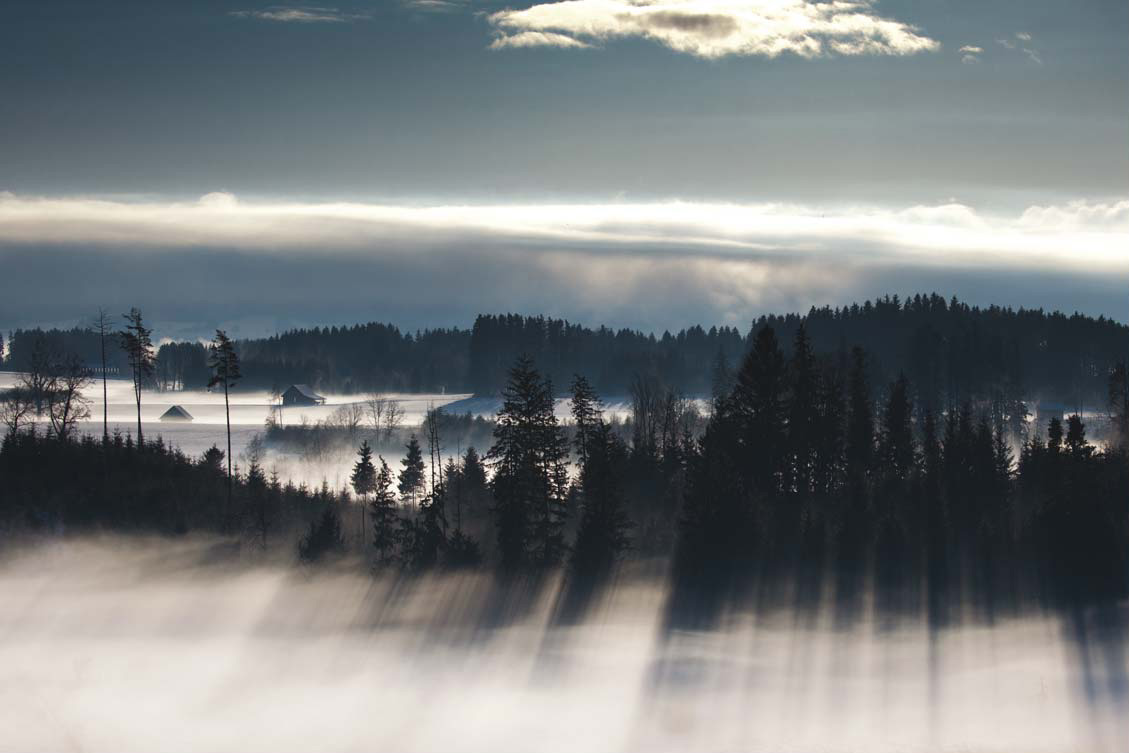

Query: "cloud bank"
<box><xmin>1</xmin><ymin>193</ymin><xmax>1126</xmax><ymax>335</ymax></box>
<box><xmin>487</xmin><ymin>0</ymin><xmax>941</xmax><ymax>59</ymax></box>
<box><xmin>230</xmin><ymin>6</ymin><xmax>369</xmax><ymax>23</ymax></box>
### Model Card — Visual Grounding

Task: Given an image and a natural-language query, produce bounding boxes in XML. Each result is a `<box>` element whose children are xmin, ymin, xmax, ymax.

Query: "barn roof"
<box><xmin>285</xmin><ymin>384</ymin><xmax>325</xmax><ymax>400</ymax></box>
<box><xmin>160</xmin><ymin>405</ymin><xmax>194</xmax><ymax>420</ymax></box>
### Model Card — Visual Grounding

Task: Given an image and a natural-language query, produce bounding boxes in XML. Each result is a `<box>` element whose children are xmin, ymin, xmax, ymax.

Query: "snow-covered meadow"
<box><xmin>0</xmin><ymin>372</ymin><xmax>644</xmax><ymax>488</ymax></box>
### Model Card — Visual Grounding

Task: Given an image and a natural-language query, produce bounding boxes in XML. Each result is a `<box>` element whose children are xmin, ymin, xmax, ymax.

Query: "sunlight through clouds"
<box><xmin>487</xmin><ymin>0</ymin><xmax>941</xmax><ymax>58</ymax></box>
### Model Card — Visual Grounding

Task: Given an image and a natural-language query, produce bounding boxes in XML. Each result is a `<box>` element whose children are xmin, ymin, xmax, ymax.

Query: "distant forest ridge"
<box><xmin>4</xmin><ymin>293</ymin><xmax>1127</xmax><ymax>407</ymax></box>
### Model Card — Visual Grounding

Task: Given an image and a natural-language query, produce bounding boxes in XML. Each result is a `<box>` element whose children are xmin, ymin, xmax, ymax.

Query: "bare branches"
<box><xmin>363</xmin><ymin>393</ymin><xmax>404</xmax><ymax>442</ymax></box>
<box><xmin>46</xmin><ymin>354</ymin><xmax>92</xmax><ymax>442</ymax></box>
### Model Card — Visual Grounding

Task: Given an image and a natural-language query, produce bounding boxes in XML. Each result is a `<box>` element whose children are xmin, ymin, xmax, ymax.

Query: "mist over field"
<box><xmin>4</xmin><ymin>1</ymin><xmax>1128</xmax><ymax>750</ymax></box>
<box><xmin>2</xmin><ymin>537</ymin><xmax>1127</xmax><ymax>753</ymax></box>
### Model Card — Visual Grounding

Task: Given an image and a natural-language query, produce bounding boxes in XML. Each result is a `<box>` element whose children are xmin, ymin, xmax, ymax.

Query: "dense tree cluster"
<box><xmin>3</xmin><ymin>297</ymin><xmax>1127</xmax><ymax>623</ymax></box>
<box><xmin>670</xmin><ymin>325</ymin><xmax>1129</xmax><ymax>626</ymax></box>
<box><xmin>9</xmin><ymin>294</ymin><xmax>1120</xmax><ymax>403</ymax></box>
<box><xmin>0</xmin><ymin>429</ymin><xmax>341</xmax><ymax>547</ymax></box>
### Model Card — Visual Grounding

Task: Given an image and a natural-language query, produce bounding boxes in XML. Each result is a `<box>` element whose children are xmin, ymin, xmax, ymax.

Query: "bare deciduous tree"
<box><xmin>46</xmin><ymin>355</ymin><xmax>92</xmax><ymax>442</ymax></box>
<box><xmin>363</xmin><ymin>394</ymin><xmax>405</xmax><ymax>442</ymax></box>
<box><xmin>329</xmin><ymin>403</ymin><xmax>366</xmax><ymax>439</ymax></box>
<box><xmin>0</xmin><ymin>387</ymin><xmax>35</xmax><ymax>436</ymax></box>
<box><xmin>384</xmin><ymin>399</ymin><xmax>405</xmax><ymax>442</ymax></box>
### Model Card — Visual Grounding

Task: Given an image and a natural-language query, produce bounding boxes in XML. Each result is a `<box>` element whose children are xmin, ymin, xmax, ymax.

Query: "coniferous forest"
<box><xmin>6</xmin><ymin>294</ymin><xmax>1125</xmax><ymax>405</ymax></box>
<box><xmin>3</xmin><ymin>300</ymin><xmax>1127</xmax><ymax>630</ymax></box>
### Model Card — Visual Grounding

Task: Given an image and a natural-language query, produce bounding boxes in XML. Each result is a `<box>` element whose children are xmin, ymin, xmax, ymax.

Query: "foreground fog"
<box><xmin>1</xmin><ymin>538</ymin><xmax>1126</xmax><ymax>753</ymax></box>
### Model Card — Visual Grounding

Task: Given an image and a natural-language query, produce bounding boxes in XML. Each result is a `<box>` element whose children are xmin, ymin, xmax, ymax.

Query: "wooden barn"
<box><xmin>159</xmin><ymin>405</ymin><xmax>194</xmax><ymax>422</ymax></box>
<box><xmin>282</xmin><ymin>384</ymin><xmax>326</xmax><ymax>407</ymax></box>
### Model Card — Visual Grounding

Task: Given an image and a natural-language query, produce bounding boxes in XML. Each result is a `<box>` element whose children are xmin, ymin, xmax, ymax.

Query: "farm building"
<box><xmin>282</xmin><ymin>384</ymin><xmax>326</xmax><ymax>407</ymax></box>
<box><xmin>159</xmin><ymin>405</ymin><xmax>194</xmax><ymax>422</ymax></box>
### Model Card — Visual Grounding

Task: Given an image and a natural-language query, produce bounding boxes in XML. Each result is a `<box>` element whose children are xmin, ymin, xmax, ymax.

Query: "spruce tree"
<box><xmin>786</xmin><ymin>325</ymin><xmax>820</xmax><ymax>496</ymax></box>
<box><xmin>208</xmin><ymin>329</ymin><xmax>241</xmax><ymax>510</ymax></box>
<box><xmin>845</xmin><ymin>347</ymin><xmax>875</xmax><ymax>487</ymax></box>
<box><xmin>569</xmin><ymin>373</ymin><xmax>603</xmax><ymax>467</ymax></box>
<box><xmin>730</xmin><ymin>326</ymin><xmax>786</xmax><ymax>493</ymax></box>
<box><xmin>351</xmin><ymin>440</ymin><xmax>377</xmax><ymax>545</ymax></box>
<box><xmin>878</xmin><ymin>373</ymin><xmax>916</xmax><ymax>480</ymax></box>
<box><xmin>398</xmin><ymin>435</ymin><xmax>426</xmax><ymax>506</ymax></box>
<box><xmin>570</xmin><ymin>421</ymin><xmax>631</xmax><ymax>577</ymax></box>
<box><xmin>370</xmin><ymin>457</ymin><xmax>399</xmax><ymax>566</ymax></box>
<box><xmin>488</xmin><ymin>354</ymin><xmax>570</xmax><ymax>570</ymax></box>
<box><xmin>119</xmin><ymin>308</ymin><xmax>155</xmax><ymax>446</ymax></box>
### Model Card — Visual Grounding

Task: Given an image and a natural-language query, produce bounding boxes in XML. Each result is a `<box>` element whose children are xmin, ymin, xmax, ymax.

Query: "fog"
<box><xmin>0</xmin><ymin>372</ymin><xmax>650</xmax><ymax>489</ymax></box>
<box><xmin>1</xmin><ymin>537</ymin><xmax>1127</xmax><ymax>753</ymax></box>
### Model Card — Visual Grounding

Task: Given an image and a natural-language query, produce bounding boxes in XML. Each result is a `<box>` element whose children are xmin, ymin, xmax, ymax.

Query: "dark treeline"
<box><xmin>670</xmin><ymin>326</ymin><xmax>1129</xmax><ymax>628</ymax></box>
<box><xmin>6</xmin><ymin>294</ymin><xmax>1124</xmax><ymax>402</ymax></box>
<box><xmin>0</xmin><ymin>429</ymin><xmax>338</xmax><ymax>549</ymax></box>
<box><xmin>4</xmin><ymin>334</ymin><xmax>1128</xmax><ymax>624</ymax></box>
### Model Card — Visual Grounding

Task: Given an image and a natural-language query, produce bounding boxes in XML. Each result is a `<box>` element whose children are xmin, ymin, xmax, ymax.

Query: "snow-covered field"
<box><xmin>0</xmin><ymin>372</ymin><xmax>645</xmax><ymax>487</ymax></box>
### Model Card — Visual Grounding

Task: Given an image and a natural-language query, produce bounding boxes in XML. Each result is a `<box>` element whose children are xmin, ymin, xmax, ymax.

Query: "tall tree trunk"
<box><xmin>100</xmin><ymin>326</ymin><xmax>108</xmax><ymax>442</ymax></box>
<box><xmin>135</xmin><ymin>368</ymin><xmax>143</xmax><ymax>447</ymax></box>
<box><xmin>225</xmin><ymin>381</ymin><xmax>232</xmax><ymax>517</ymax></box>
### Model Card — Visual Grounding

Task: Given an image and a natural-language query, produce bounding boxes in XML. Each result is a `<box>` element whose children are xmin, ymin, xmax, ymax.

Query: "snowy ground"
<box><xmin>0</xmin><ymin>372</ymin><xmax>646</xmax><ymax>487</ymax></box>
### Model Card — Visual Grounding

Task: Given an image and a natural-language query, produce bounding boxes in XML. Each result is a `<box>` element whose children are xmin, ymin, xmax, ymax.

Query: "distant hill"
<box><xmin>5</xmin><ymin>293</ymin><xmax>1126</xmax><ymax>408</ymax></box>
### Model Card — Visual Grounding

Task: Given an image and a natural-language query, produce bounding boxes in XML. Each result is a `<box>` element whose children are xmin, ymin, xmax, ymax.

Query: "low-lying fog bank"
<box><xmin>1</xmin><ymin>537</ymin><xmax>1126</xmax><ymax>753</ymax></box>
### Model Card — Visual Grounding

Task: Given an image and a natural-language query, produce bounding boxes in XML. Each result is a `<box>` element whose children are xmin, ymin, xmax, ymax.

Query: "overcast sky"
<box><xmin>1</xmin><ymin>0</ymin><xmax>1126</xmax><ymax>337</ymax></box>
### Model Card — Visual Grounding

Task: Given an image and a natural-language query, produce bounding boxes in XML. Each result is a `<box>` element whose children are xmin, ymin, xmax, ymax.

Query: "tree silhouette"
<box><xmin>46</xmin><ymin>353</ymin><xmax>92</xmax><ymax>442</ymax></box>
<box><xmin>569</xmin><ymin>373</ymin><xmax>603</xmax><ymax>468</ymax></box>
<box><xmin>351</xmin><ymin>440</ymin><xmax>377</xmax><ymax>545</ymax></box>
<box><xmin>571</xmin><ymin>421</ymin><xmax>631</xmax><ymax>577</ymax></box>
<box><xmin>370</xmin><ymin>457</ymin><xmax>399</xmax><ymax>566</ymax></box>
<box><xmin>731</xmin><ymin>326</ymin><xmax>786</xmax><ymax>493</ymax></box>
<box><xmin>878</xmin><ymin>373</ymin><xmax>917</xmax><ymax>481</ymax></box>
<box><xmin>93</xmin><ymin>308</ymin><xmax>113</xmax><ymax>442</ymax></box>
<box><xmin>488</xmin><ymin>354</ymin><xmax>570</xmax><ymax>570</ymax></box>
<box><xmin>208</xmin><ymin>329</ymin><xmax>241</xmax><ymax>509</ymax></box>
<box><xmin>786</xmin><ymin>325</ymin><xmax>820</xmax><ymax>496</ymax></box>
<box><xmin>119</xmin><ymin>308</ymin><xmax>155</xmax><ymax>446</ymax></box>
<box><xmin>398</xmin><ymin>436</ymin><xmax>426</xmax><ymax>507</ymax></box>
<box><xmin>298</xmin><ymin>506</ymin><xmax>344</xmax><ymax>563</ymax></box>
<box><xmin>845</xmin><ymin>347</ymin><xmax>875</xmax><ymax>489</ymax></box>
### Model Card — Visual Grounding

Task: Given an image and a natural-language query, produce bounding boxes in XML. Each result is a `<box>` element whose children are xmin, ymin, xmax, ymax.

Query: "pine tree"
<box><xmin>730</xmin><ymin>326</ymin><xmax>786</xmax><ymax>493</ymax></box>
<box><xmin>370</xmin><ymin>457</ymin><xmax>399</xmax><ymax>566</ymax></box>
<box><xmin>488</xmin><ymin>354</ymin><xmax>570</xmax><ymax>570</ymax></box>
<box><xmin>569</xmin><ymin>373</ymin><xmax>603</xmax><ymax>467</ymax></box>
<box><xmin>208</xmin><ymin>329</ymin><xmax>241</xmax><ymax>511</ymax></box>
<box><xmin>1109</xmin><ymin>361</ymin><xmax>1129</xmax><ymax>450</ymax></box>
<box><xmin>1047</xmin><ymin>416</ymin><xmax>1064</xmax><ymax>454</ymax></box>
<box><xmin>94</xmin><ymin>308</ymin><xmax>112</xmax><ymax>443</ymax></box>
<box><xmin>710</xmin><ymin>347</ymin><xmax>734</xmax><ymax>405</ymax></box>
<box><xmin>298</xmin><ymin>506</ymin><xmax>344</xmax><ymax>563</ymax></box>
<box><xmin>351</xmin><ymin>440</ymin><xmax>377</xmax><ymax>545</ymax></box>
<box><xmin>845</xmin><ymin>347</ymin><xmax>875</xmax><ymax>487</ymax></box>
<box><xmin>119</xmin><ymin>308</ymin><xmax>155</xmax><ymax>446</ymax></box>
<box><xmin>570</xmin><ymin>422</ymin><xmax>631</xmax><ymax>577</ymax></box>
<box><xmin>786</xmin><ymin>325</ymin><xmax>820</xmax><ymax>495</ymax></box>
<box><xmin>398</xmin><ymin>435</ymin><xmax>426</xmax><ymax>506</ymax></box>
<box><xmin>879</xmin><ymin>373</ymin><xmax>916</xmax><ymax>480</ymax></box>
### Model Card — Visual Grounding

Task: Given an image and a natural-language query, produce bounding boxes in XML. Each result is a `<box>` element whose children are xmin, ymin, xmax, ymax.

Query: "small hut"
<box><xmin>160</xmin><ymin>405</ymin><xmax>194</xmax><ymax>422</ymax></box>
<box><xmin>282</xmin><ymin>384</ymin><xmax>326</xmax><ymax>407</ymax></box>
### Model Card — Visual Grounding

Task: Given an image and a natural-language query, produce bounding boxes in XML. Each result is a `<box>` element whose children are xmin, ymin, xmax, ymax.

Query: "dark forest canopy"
<box><xmin>4</xmin><ymin>341</ymin><xmax>1128</xmax><ymax>621</ymax></box>
<box><xmin>4</xmin><ymin>293</ymin><xmax>1126</xmax><ymax>405</ymax></box>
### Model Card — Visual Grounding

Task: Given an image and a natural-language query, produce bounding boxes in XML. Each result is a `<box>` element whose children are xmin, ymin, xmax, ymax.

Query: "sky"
<box><xmin>1</xmin><ymin>0</ymin><xmax>1126</xmax><ymax>338</ymax></box>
